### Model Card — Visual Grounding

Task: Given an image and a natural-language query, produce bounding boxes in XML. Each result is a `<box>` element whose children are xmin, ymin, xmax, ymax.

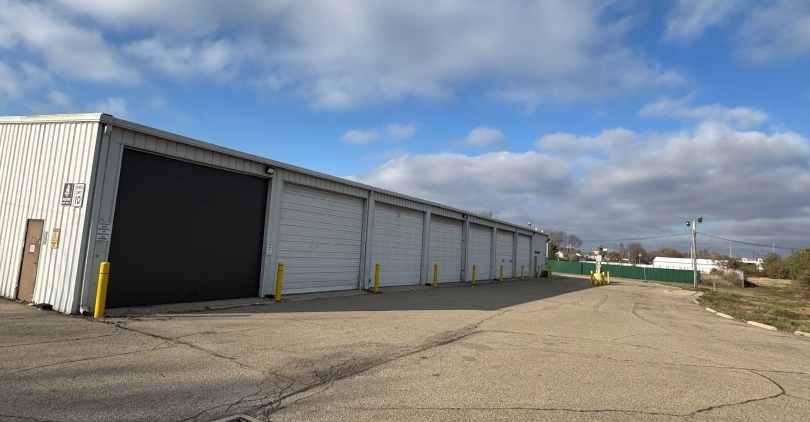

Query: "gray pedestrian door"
<box><xmin>16</xmin><ymin>219</ymin><xmax>43</xmax><ymax>302</ymax></box>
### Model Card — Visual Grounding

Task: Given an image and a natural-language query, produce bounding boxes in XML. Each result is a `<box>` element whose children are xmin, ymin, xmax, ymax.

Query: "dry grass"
<box><xmin>698</xmin><ymin>282</ymin><xmax>810</xmax><ymax>332</ymax></box>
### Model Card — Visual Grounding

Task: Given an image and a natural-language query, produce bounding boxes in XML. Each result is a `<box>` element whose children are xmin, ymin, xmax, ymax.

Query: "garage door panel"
<box><xmin>468</xmin><ymin>224</ymin><xmax>492</xmax><ymax>281</ymax></box>
<box><xmin>496</xmin><ymin>231</ymin><xmax>514</xmax><ymax>278</ymax></box>
<box><xmin>517</xmin><ymin>234</ymin><xmax>531</xmax><ymax>276</ymax></box>
<box><xmin>429</xmin><ymin>215</ymin><xmax>463</xmax><ymax>283</ymax></box>
<box><xmin>107</xmin><ymin>149</ymin><xmax>267</xmax><ymax>308</ymax></box>
<box><xmin>277</xmin><ymin>184</ymin><xmax>364</xmax><ymax>294</ymax></box>
<box><xmin>371</xmin><ymin>204</ymin><xmax>423</xmax><ymax>287</ymax></box>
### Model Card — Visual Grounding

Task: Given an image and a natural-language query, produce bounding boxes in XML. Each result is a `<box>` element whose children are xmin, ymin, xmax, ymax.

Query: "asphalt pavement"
<box><xmin>1</xmin><ymin>275</ymin><xmax>808</xmax><ymax>422</ymax></box>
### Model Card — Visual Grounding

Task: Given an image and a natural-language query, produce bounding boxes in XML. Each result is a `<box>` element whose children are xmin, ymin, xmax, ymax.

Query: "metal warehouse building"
<box><xmin>0</xmin><ymin>113</ymin><xmax>548</xmax><ymax>314</ymax></box>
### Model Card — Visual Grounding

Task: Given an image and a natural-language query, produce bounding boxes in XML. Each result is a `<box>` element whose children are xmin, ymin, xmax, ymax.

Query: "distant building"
<box><xmin>652</xmin><ymin>257</ymin><xmax>763</xmax><ymax>273</ymax></box>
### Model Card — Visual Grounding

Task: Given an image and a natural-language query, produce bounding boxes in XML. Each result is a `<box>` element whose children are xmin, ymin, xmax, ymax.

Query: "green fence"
<box><xmin>547</xmin><ymin>260</ymin><xmax>698</xmax><ymax>284</ymax></box>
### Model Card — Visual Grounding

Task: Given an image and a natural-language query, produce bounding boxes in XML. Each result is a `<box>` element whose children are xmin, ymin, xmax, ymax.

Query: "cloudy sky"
<box><xmin>1</xmin><ymin>0</ymin><xmax>809</xmax><ymax>256</ymax></box>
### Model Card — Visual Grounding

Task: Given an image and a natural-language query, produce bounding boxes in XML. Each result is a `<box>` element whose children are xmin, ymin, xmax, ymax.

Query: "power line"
<box><xmin>581</xmin><ymin>233</ymin><xmax>690</xmax><ymax>243</ymax></box>
<box><xmin>699</xmin><ymin>233</ymin><xmax>803</xmax><ymax>252</ymax></box>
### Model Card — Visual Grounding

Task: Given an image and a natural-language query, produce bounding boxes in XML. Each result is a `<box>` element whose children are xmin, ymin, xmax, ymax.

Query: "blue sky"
<box><xmin>1</xmin><ymin>0</ymin><xmax>809</xmax><ymax>257</ymax></box>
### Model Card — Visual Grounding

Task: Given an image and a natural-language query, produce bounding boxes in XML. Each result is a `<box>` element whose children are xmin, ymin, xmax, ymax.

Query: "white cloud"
<box><xmin>535</xmin><ymin>128</ymin><xmax>636</xmax><ymax>157</ymax></box>
<box><xmin>664</xmin><ymin>0</ymin><xmax>742</xmax><ymax>42</ymax></box>
<box><xmin>737</xmin><ymin>0</ymin><xmax>810</xmax><ymax>62</ymax></box>
<box><xmin>664</xmin><ymin>0</ymin><xmax>810</xmax><ymax>63</ymax></box>
<box><xmin>385</xmin><ymin>123</ymin><xmax>418</xmax><ymax>141</ymax></box>
<box><xmin>47</xmin><ymin>91</ymin><xmax>72</xmax><ymax>109</ymax></box>
<box><xmin>0</xmin><ymin>0</ymin><xmax>138</xmax><ymax>84</ymax></box>
<box><xmin>458</xmin><ymin>127</ymin><xmax>508</xmax><ymax>149</ymax></box>
<box><xmin>0</xmin><ymin>61</ymin><xmax>19</xmax><ymax>99</ymax></box>
<box><xmin>125</xmin><ymin>37</ymin><xmax>252</xmax><ymax>81</ymax></box>
<box><xmin>36</xmin><ymin>0</ymin><xmax>682</xmax><ymax>109</ymax></box>
<box><xmin>638</xmin><ymin>97</ymin><xmax>768</xmax><ymax>129</ymax></box>
<box><xmin>340</xmin><ymin>129</ymin><xmax>380</xmax><ymax>145</ymax></box>
<box><xmin>92</xmin><ymin>97</ymin><xmax>128</xmax><ymax>117</ymax></box>
<box><xmin>353</xmin><ymin>121</ymin><xmax>810</xmax><ymax>251</ymax></box>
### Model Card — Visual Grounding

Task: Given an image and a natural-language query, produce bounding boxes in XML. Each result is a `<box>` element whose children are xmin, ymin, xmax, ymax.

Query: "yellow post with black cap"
<box><xmin>432</xmin><ymin>264</ymin><xmax>438</xmax><ymax>288</ymax></box>
<box><xmin>374</xmin><ymin>263</ymin><xmax>380</xmax><ymax>293</ymax></box>
<box><xmin>275</xmin><ymin>262</ymin><xmax>284</xmax><ymax>302</ymax></box>
<box><xmin>94</xmin><ymin>262</ymin><xmax>110</xmax><ymax>318</ymax></box>
<box><xmin>471</xmin><ymin>265</ymin><xmax>477</xmax><ymax>285</ymax></box>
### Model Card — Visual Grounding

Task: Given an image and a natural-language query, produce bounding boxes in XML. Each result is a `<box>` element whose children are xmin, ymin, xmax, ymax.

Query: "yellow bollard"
<box><xmin>499</xmin><ymin>265</ymin><xmax>504</xmax><ymax>282</ymax></box>
<box><xmin>433</xmin><ymin>264</ymin><xmax>438</xmax><ymax>288</ymax></box>
<box><xmin>471</xmin><ymin>265</ymin><xmax>477</xmax><ymax>285</ymax></box>
<box><xmin>607</xmin><ymin>271</ymin><xmax>610</xmax><ymax>284</ymax></box>
<box><xmin>536</xmin><ymin>265</ymin><xmax>540</xmax><ymax>278</ymax></box>
<box><xmin>547</xmin><ymin>265</ymin><xmax>552</xmax><ymax>278</ymax></box>
<box><xmin>274</xmin><ymin>262</ymin><xmax>284</xmax><ymax>302</ymax></box>
<box><xmin>94</xmin><ymin>262</ymin><xmax>110</xmax><ymax>318</ymax></box>
<box><xmin>374</xmin><ymin>263</ymin><xmax>380</xmax><ymax>293</ymax></box>
<box><xmin>520</xmin><ymin>265</ymin><xmax>524</xmax><ymax>279</ymax></box>
<box><xmin>590</xmin><ymin>270</ymin><xmax>594</xmax><ymax>284</ymax></box>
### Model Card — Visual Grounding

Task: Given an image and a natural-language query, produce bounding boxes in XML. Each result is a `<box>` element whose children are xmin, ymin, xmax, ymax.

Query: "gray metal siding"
<box><xmin>371</xmin><ymin>203</ymin><xmax>424</xmax><ymax>287</ymax></box>
<box><xmin>277</xmin><ymin>184</ymin><xmax>364</xmax><ymax>294</ymax></box>
<box><xmin>517</xmin><ymin>234</ymin><xmax>531</xmax><ymax>277</ymax></box>
<box><xmin>282</xmin><ymin>170</ymin><xmax>368</xmax><ymax>198</ymax></box>
<box><xmin>0</xmin><ymin>121</ymin><xmax>100</xmax><ymax>313</ymax></box>
<box><xmin>116</xmin><ymin>127</ymin><xmax>266</xmax><ymax>177</ymax></box>
<box><xmin>468</xmin><ymin>224</ymin><xmax>492</xmax><ymax>281</ymax></box>
<box><xmin>428</xmin><ymin>215</ymin><xmax>463</xmax><ymax>283</ymax></box>
<box><xmin>375</xmin><ymin>193</ymin><xmax>429</xmax><ymax>212</ymax></box>
<box><xmin>496</xmin><ymin>231</ymin><xmax>515</xmax><ymax>278</ymax></box>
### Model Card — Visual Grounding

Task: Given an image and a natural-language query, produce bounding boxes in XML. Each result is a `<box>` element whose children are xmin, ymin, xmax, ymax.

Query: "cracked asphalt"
<box><xmin>1</xmin><ymin>276</ymin><xmax>809</xmax><ymax>422</ymax></box>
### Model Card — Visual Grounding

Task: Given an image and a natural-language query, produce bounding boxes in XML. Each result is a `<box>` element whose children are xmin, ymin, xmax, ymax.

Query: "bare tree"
<box><xmin>564</xmin><ymin>234</ymin><xmax>582</xmax><ymax>260</ymax></box>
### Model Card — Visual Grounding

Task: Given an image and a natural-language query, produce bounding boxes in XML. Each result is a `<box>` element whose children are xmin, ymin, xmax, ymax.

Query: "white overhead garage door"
<box><xmin>467</xmin><ymin>224</ymin><xmax>492</xmax><ymax>281</ymax></box>
<box><xmin>496</xmin><ymin>231</ymin><xmax>515</xmax><ymax>278</ymax></box>
<box><xmin>428</xmin><ymin>215</ymin><xmax>463</xmax><ymax>283</ymax></box>
<box><xmin>371</xmin><ymin>203</ymin><xmax>424</xmax><ymax>287</ymax></box>
<box><xmin>277</xmin><ymin>184</ymin><xmax>364</xmax><ymax>294</ymax></box>
<box><xmin>517</xmin><ymin>234</ymin><xmax>531</xmax><ymax>277</ymax></box>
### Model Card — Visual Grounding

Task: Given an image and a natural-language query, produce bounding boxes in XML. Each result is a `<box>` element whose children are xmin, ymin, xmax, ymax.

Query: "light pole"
<box><xmin>686</xmin><ymin>217</ymin><xmax>703</xmax><ymax>290</ymax></box>
<box><xmin>638</xmin><ymin>253</ymin><xmax>642</xmax><ymax>265</ymax></box>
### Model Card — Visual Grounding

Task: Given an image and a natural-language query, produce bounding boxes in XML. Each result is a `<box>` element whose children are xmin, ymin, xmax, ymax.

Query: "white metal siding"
<box><xmin>0</xmin><ymin>121</ymin><xmax>99</xmax><ymax>313</ymax></box>
<box><xmin>517</xmin><ymin>234</ymin><xmax>531</xmax><ymax>277</ymax></box>
<box><xmin>371</xmin><ymin>203</ymin><xmax>424</xmax><ymax>287</ymax></box>
<box><xmin>467</xmin><ymin>224</ymin><xmax>492</xmax><ymax>281</ymax></box>
<box><xmin>496</xmin><ymin>231</ymin><xmax>515</xmax><ymax>278</ymax></box>
<box><xmin>428</xmin><ymin>216</ymin><xmax>462</xmax><ymax>283</ymax></box>
<box><xmin>277</xmin><ymin>184</ymin><xmax>364</xmax><ymax>294</ymax></box>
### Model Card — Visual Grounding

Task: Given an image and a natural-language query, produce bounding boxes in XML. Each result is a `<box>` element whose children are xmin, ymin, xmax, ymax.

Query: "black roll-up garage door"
<box><xmin>106</xmin><ymin>149</ymin><xmax>267</xmax><ymax>308</ymax></box>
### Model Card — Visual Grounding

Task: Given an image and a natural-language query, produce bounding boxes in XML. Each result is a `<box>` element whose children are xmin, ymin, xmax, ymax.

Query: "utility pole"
<box><xmin>687</xmin><ymin>217</ymin><xmax>702</xmax><ymax>290</ymax></box>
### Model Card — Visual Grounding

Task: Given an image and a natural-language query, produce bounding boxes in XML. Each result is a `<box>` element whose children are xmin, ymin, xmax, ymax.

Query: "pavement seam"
<box><xmin>338</xmin><ymin>406</ymin><xmax>684</xmax><ymax>417</ymax></box>
<box><xmin>4</xmin><ymin>343</ymin><xmax>173</xmax><ymax>375</ymax></box>
<box><xmin>0</xmin><ymin>414</ymin><xmax>62</xmax><ymax>422</ymax></box>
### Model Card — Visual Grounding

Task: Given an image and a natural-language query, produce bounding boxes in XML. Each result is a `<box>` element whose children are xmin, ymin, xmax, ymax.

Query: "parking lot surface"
<box><xmin>1</xmin><ymin>276</ymin><xmax>809</xmax><ymax>422</ymax></box>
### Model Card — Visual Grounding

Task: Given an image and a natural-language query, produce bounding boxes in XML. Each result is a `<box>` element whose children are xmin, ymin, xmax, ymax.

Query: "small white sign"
<box><xmin>97</xmin><ymin>228</ymin><xmax>112</xmax><ymax>236</ymax></box>
<box><xmin>72</xmin><ymin>183</ymin><xmax>86</xmax><ymax>208</ymax></box>
<box><xmin>29</xmin><ymin>244</ymin><xmax>36</xmax><ymax>253</ymax></box>
<box><xmin>96</xmin><ymin>233</ymin><xmax>111</xmax><ymax>242</ymax></box>
<box><xmin>98</xmin><ymin>222</ymin><xmax>111</xmax><ymax>230</ymax></box>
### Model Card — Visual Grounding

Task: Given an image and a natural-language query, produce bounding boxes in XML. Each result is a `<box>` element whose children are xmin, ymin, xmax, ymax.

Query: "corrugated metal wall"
<box><xmin>115</xmin><ymin>127</ymin><xmax>266</xmax><ymax>177</ymax></box>
<box><xmin>0</xmin><ymin>121</ymin><xmax>99</xmax><ymax>313</ymax></box>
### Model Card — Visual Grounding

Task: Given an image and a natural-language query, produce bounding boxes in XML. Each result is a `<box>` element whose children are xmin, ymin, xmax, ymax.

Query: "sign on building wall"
<box><xmin>61</xmin><ymin>183</ymin><xmax>74</xmax><ymax>206</ymax></box>
<box><xmin>96</xmin><ymin>222</ymin><xmax>112</xmax><ymax>242</ymax></box>
<box><xmin>50</xmin><ymin>228</ymin><xmax>61</xmax><ymax>249</ymax></box>
<box><xmin>72</xmin><ymin>183</ymin><xmax>85</xmax><ymax>208</ymax></box>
